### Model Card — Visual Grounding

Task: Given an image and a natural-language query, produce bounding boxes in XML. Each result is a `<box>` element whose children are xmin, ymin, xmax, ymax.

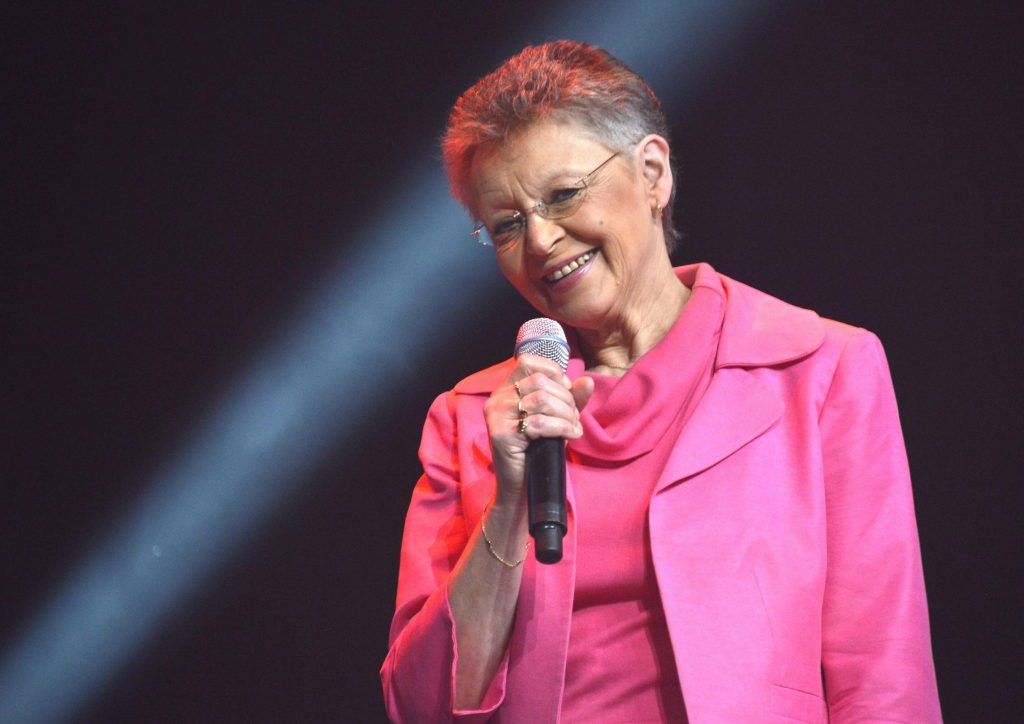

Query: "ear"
<box><xmin>637</xmin><ymin>134</ymin><xmax>673</xmax><ymax>209</ymax></box>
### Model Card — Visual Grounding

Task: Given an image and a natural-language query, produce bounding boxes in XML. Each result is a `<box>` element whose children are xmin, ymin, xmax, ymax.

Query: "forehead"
<box><xmin>469</xmin><ymin>120</ymin><xmax>613</xmax><ymax>207</ymax></box>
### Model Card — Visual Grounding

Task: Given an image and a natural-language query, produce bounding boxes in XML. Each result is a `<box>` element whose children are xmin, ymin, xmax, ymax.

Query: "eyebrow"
<box><xmin>537</xmin><ymin>165</ymin><xmax>591</xmax><ymax>186</ymax></box>
<box><xmin>475</xmin><ymin>166</ymin><xmax>590</xmax><ymax>211</ymax></box>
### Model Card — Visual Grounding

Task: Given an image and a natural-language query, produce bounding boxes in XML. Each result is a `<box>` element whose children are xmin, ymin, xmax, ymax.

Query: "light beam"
<box><xmin>0</xmin><ymin>2</ymin><xmax>771</xmax><ymax>720</ymax></box>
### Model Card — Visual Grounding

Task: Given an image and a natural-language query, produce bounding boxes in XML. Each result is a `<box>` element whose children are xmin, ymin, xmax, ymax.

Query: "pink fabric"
<box><xmin>381</xmin><ymin>264</ymin><xmax>942</xmax><ymax>723</ymax></box>
<box><xmin>561</xmin><ymin>268</ymin><xmax>724</xmax><ymax>723</ymax></box>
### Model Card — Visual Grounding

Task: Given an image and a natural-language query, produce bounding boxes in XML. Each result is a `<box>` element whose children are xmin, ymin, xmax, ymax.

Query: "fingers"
<box><xmin>484</xmin><ymin>359</ymin><xmax>589</xmax><ymax>494</ymax></box>
<box><xmin>516</xmin><ymin>376</ymin><xmax>576</xmax><ymax>417</ymax></box>
<box><xmin>571</xmin><ymin>376</ymin><xmax>595</xmax><ymax>412</ymax></box>
<box><xmin>516</xmin><ymin>402</ymin><xmax>582</xmax><ymax>439</ymax></box>
<box><xmin>492</xmin><ymin>383</ymin><xmax>579</xmax><ymax>440</ymax></box>
<box><xmin>512</xmin><ymin>354</ymin><xmax>572</xmax><ymax>391</ymax></box>
<box><xmin>506</xmin><ymin>356</ymin><xmax>588</xmax><ymax>440</ymax></box>
<box><xmin>520</xmin><ymin>376</ymin><xmax>594</xmax><ymax>440</ymax></box>
<box><xmin>486</xmin><ymin>356</ymin><xmax>590</xmax><ymax>456</ymax></box>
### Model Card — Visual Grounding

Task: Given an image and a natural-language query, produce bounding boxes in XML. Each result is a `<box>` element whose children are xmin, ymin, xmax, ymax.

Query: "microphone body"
<box><xmin>526</xmin><ymin>437</ymin><xmax>566</xmax><ymax>563</ymax></box>
<box><xmin>514</xmin><ymin>318</ymin><xmax>570</xmax><ymax>564</ymax></box>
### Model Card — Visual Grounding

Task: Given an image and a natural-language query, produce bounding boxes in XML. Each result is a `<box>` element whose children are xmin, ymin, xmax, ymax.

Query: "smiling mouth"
<box><xmin>544</xmin><ymin>249</ymin><xmax>599</xmax><ymax>283</ymax></box>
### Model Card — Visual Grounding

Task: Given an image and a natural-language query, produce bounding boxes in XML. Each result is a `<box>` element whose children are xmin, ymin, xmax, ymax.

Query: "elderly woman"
<box><xmin>381</xmin><ymin>41</ymin><xmax>940</xmax><ymax>723</ymax></box>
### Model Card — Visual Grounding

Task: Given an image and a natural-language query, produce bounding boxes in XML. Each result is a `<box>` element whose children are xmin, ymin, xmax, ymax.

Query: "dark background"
<box><xmin>5</xmin><ymin>2</ymin><xmax>1019</xmax><ymax>722</ymax></box>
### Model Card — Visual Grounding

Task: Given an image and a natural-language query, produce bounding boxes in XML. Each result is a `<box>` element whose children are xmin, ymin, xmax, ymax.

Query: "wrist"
<box><xmin>481</xmin><ymin>503</ymin><xmax>530</xmax><ymax>568</ymax></box>
<box><xmin>489</xmin><ymin>490</ymin><xmax>528</xmax><ymax>521</ymax></box>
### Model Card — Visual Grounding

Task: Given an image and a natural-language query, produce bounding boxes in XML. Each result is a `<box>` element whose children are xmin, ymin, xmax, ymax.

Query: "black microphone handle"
<box><xmin>526</xmin><ymin>436</ymin><xmax>567</xmax><ymax>564</ymax></box>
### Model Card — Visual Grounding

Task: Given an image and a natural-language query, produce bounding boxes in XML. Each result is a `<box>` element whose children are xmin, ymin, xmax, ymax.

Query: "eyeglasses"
<box><xmin>471</xmin><ymin>152</ymin><xmax>620</xmax><ymax>251</ymax></box>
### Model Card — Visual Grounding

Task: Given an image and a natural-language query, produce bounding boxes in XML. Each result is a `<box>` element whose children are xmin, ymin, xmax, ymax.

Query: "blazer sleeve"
<box><xmin>380</xmin><ymin>391</ymin><xmax>510</xmax><ymax>723</ymax></box>
<box><xmin>818</xmin><ymin>328</ymin><xmax>942</xmax><ymax>721</ymax></box>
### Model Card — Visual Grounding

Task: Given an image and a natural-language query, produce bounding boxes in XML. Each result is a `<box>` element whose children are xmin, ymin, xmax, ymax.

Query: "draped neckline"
<box><xmin>566</xmin><ymin>263</ymin><xmax>726</xmax><ymax>462</ymax></box>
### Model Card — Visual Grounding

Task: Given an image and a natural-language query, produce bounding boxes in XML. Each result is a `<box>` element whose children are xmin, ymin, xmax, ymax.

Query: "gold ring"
<box><xmin>518</xmin><ymin>417</ymin><xmax>529</xmax><ymax>434</ymax></box>
<box><xmin>514</xmin><ymin>381</ymin><xmax>522</xmax><ymax>398</ymax></box>
<box><xmin>517</xmin><ymin>399</ymin><xmax>525</xmax><ymax>417</ymax></box>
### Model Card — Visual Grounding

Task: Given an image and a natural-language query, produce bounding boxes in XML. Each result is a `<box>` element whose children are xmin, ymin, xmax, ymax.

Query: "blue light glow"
<box><xmin>0</xmin><ymin>3</ymin><xmax>769</xmax><ymax>720</ymax></box>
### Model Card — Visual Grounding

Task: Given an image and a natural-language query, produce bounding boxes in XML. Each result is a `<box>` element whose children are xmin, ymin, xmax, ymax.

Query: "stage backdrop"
<box><xmin>4</xmin><ymin>2</ymin><xmax>1018</xmax><ymax>721</ymax></box>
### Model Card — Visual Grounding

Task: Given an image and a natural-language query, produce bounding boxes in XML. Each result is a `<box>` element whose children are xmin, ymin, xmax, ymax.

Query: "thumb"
<box><xmin>571</xmin><ymin>375</ymin><xmax>595</xmax><ymax>412</ymax></box>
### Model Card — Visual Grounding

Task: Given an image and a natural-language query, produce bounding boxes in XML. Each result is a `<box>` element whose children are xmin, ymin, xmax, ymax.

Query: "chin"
<box><xmin>543</xmin><ymin>301</ymin><xmax>607</xmax><ymax>333</ymax></box>
<box><xmin>520</xmin><ymin>277</ymin><xmax>611</xmax><ymax>330</ymax></box>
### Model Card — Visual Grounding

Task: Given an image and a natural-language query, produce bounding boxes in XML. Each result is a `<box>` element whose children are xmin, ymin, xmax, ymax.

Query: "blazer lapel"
<box><xmin>656</xmin><ymin>366</ymin><xmax>782</xmax><ymax>492</ymax></box>
<box><xmin>650</xmin><ymin>367</ymin><xmax>784</xmax><ymax>720</ymax></box>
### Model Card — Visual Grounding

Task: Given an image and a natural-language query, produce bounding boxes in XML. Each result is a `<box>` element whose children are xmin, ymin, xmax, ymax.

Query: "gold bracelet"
<box><xmin>480</xmin><ymin>506</ymin><xmax>529</xmax><ymax>568</ymax></box>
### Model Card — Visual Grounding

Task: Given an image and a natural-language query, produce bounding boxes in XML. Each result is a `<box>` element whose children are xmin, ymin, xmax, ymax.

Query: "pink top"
<box><xmin>561</xmin><ymin>266</ymin><xmax>724</xmax><ymax>722</ymax></box>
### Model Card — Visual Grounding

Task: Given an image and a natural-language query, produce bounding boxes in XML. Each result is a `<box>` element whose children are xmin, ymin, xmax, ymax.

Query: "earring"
<box><xmin>652</xmin><ymin>202</ymin><xmax>663</xmax><ymax>220</ymax></box>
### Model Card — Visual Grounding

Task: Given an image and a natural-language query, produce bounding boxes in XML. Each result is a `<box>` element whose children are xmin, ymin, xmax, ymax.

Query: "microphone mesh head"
<box><xmin>514</xmin><ymin>318</ymin><xmax>569</xmax><ymax>371</ymax></box>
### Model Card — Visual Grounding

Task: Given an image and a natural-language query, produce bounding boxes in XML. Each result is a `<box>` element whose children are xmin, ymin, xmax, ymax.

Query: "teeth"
<box><xmin>547</xmin><ymin>251</ymin><xmax>595</xmax><ymax>282</ymax></box>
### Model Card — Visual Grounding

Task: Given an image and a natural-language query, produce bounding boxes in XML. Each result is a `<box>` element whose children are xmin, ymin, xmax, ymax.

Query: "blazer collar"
<box><xmin>684</xmin><ymin>265</ymin><xmax>825</xmax><ymax>369</ymax></box>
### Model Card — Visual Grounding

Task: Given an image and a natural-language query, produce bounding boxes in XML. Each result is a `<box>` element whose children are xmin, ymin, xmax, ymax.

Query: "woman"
<box><xmin>381</xmin><ymin>41</ymin><xmax>940</xmax><ymax>723</ymax></box>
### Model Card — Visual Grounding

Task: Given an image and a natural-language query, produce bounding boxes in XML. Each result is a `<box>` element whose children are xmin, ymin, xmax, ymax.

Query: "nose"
<box><xmin>522</xmin><ymin>210</ymin><xmax>563</xmax><ymax>257</ymax></box>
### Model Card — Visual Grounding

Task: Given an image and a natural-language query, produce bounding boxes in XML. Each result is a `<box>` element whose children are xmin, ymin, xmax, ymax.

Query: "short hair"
<box><xmin>443</xmin><ymin>40</ymin><xmax>680</xmax><ymax>252</ymax></box>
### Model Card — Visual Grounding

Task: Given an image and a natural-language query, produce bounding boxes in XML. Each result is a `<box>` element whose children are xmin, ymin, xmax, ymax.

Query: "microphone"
<box><xmin>514</xmin><ymin>318</ymin><xmax>570</xmax><ymax>564</ymax></box>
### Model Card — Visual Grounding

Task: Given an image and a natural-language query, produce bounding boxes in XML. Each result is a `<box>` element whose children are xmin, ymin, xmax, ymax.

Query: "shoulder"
<box><xmin>709</xmin><ymin>271</ymin><xmax>898</xmax><ymax>414</ymax></box>
<box><xmin>418</xmin><ymin>362</ymin><xmax>509</xmax><ymax>478</ymax></box>
<box><xmin>714</xmin><ymin>271</ymin><xmax>865</xmax><ymax>369</ymax></box>
<box><xmin>450</xmin><ymin>357</ymin><xmax>515</xmax><ymax>396</ymax></box>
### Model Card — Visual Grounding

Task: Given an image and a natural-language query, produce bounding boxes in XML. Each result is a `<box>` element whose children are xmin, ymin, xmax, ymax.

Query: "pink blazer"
<box><xmin>381</xmin><ymin>268</ymin><xmax>941</xmax><ymax>723</ymax></box>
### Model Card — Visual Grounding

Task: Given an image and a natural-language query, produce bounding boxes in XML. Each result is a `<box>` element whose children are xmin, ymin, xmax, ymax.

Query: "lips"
<box><xmin>543</xmin><ymin>249</ymin><xmax>598</xmax><ymax>284</ymax></box>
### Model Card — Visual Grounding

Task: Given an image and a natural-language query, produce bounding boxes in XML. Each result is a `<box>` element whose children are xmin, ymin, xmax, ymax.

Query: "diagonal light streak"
<box><xmin>0</xmin><ymin>2</ymin><xmax>771</xmax><ymax>721</ymax></box>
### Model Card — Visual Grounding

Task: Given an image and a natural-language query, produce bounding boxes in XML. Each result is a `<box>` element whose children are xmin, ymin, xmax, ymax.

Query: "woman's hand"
<box><xmin>483</xmin><ymin>354</ymin><xmax>595</xmax><ymax>507</ymax></box>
